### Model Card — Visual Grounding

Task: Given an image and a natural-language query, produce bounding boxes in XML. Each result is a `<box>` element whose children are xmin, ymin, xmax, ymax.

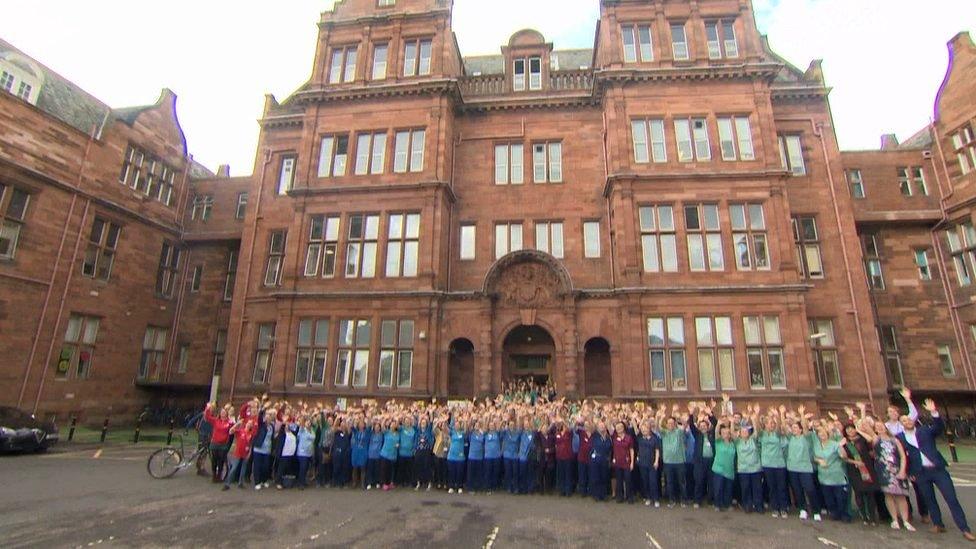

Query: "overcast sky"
<box><xmin>1</xmin><ymin>0</ymin><xmax>972</xmax><ymax>175</ymax></box>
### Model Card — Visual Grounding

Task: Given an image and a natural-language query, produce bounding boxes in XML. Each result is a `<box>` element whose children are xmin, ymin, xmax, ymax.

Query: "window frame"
<box><xmin>695</xmin><ymin>315</ymin><xmax>735</xmax><ymax>391</ymax></box>
<box><xmin>328</xmin><ymin>45</ymin><xmax>359</xmax><ymax>84</ymax></box>
<box><xmin>778</xmin><ymin>135</ymin><xmax>806</xmax><ymax>176</ymax></box>
<box><xmin>792</xmin><ymin>216</ymin><xmax>824</xmax><ymax>279</ymax></box>
<box><xmin>402</xmin><ymin>38</ymin><xmax>433</xmax><ymax>77</ymax></box>
<box><xmin>647</xmin><ymin>316</ymin><xmax>688</xmax><ymax>392</ymax></box>
<box><xmin>295</xmin><ymin>318</ymin><xmax>330</xmax><ymax>387</ymax></box>
<box><xmin>385</xmin><ymin>212</ymin><xmax>421</xmax><ymax>278</ymax></box>
<box><xmin>531</xmin><ymin>141</ymin><xmax>563</xmax><ymax>183</ymax></box>
<box><xmin>743</xmin><ymin>315</ymin><xmax>786</xmax><ymax>390</ymax></box>
<box><xmin>639</xmin><ymin>205</ymin><xmax>678</xmax><ymax>273</ymax></box>
<box><xmin>494</xmin><ymin>222</ymin><xmax>524</xmax><ymax>259</ymax></box>
<box><xmin>730</xmin><ymin>204</ymin><xmax>770</xmax><ymax>271</ymax></box>
<box><xmin>252</xmin><ymin>323</ymin><xmax>276</xmax><ymax>385</ymax></box>
<box><xmin>621</xmin><ymin>24</ymin><xmax>654</xmax><ymax>63</ymax></box>
<box><xmin>82</xmin><ymin>217</ymin><xmax>121</xmax><ymax>282</ymax></box>
<box><xmin>155</xmin><ymin>242</ymin><xmax>181</xmax><ymax>298</ymax></box>
<box><xmin>235</xmin><ymin>192</ymin><xmax>248</xmax><ymax>219</ymax></box>
<box><xmin>335</xmin><ymin>319</ymin><xmax>371</xmax><ymax>388</ymax></box>
<box><xmin>57</xmin><ymin>313</ymin><xmax>100</xmax><ymax>380</ymax></box>
<box><xmin>809</xmin><ymin>318</ymin><xmax>841</xmax><ymax>389</ymax></box>
<box><xmin>379</xmin><ymin>319</ymin><xmax>415</xmax><ymax>389</ymax></box>
<box><xmin>494</xmin><ymin>143</ymin><xmax>525</xmax><ymax>185</ymax></box>
<box><xmin>534</xmin><ymin>220</ymin><xmax>565</xmax><ymax>259</ymax></box>
<box><xmin>684</xmin><ymin>204</ymin><xmax>724</xmax><ymax>272</ymax></box>
<box><xmin>264</xmin><ymin>230</ymin><xmax>287</xmax><ymax>287</ymax></box>
<box><xmin>861</xmin><ymin>233</ymin><xmax>885</xmax><ymax>290</ymax></box>
<box><xmin>847</xmin><ymin>169</ymin><xmax>865</xmax><ymax>198</ymax></box>
<box><xmin>278</xmin><ymin>154</ymin><xmax>297</xmax><ymax>195</ymax></box>
<box><xmin>344</xmin><ymin>214</ymin><xmax>380</xmax><ymax>278</ymax></box>
<box><xmin>670</xmin><ymin>23</ymin><xmax>690</xmax><ymax>60</ymax></box>
<box><xmin>583</xmin><ymin>220</ymin><xmax>601</xmax><ymax>259</ymax></box>
<box><xmin>460</xmin><ymin>223</ymin><xmax>476</xmax><ymax>260</ymax></box>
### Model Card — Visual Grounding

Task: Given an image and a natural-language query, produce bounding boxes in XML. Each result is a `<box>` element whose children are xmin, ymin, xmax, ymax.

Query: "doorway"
<box><xmin>583</xmin><ymin>337</ymin><xmax>612</xmax><ymax>397</ymax></box>
<box><xmin>503</xmin><ymin>325</ymin><xmax>555</xmax><ymax>386</ymax></box>
<box><xmin>448</xmin><ymin>338</ymin><xmax>475</xmax><ymax>398</ymax></box>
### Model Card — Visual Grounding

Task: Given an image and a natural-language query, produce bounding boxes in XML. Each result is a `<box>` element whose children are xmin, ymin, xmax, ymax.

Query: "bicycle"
<box><xmin>146</xmin><ymin>429</ymin><xmax>210</xmax><ymax>479</ymax></box>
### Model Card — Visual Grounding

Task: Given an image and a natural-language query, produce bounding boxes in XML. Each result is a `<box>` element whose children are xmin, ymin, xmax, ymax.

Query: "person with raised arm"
<box><xmin>589</xmin><ymin>420</ymin><xmax>612</xmax><ymax>501</ymax></box>
<box><xmin>786</xmin><ymin>405</ymin><xmax>822</xmax><ymax>521</ymax></box>
<box><xmin>659</xmin><ymin>404</ymin><xmax>689</xmax><ymax>508</ymax></box>
<box><xmin>203</xmin><ymin>402</ymin><xmax>233</xmax><ymax>484</ymax></box>
<box><xmin>815</xmin><ymin>420</ymin><xmax>851</xmax><ymax>523</ymax></box>
<box><xmin>733</xmin><ymin>405</ymin><xmax>763</xmax><ymax>514</ymax></box>
<box><xmin>857</xmin><ymin>416</ymin><xmax>914</xmax><ymax>531</ymax></box>
<box><xmin>897</xmin><ymin>397</ymin><xmax>975</xmax><ymax>541</ymax></box>
<box><xmin>759</xmin><ymin>405</ymin><xmax>789</xmax><ymax>518</ymax></box>
<box><xmin>688</xmin><ymin>401</ymin><xmax>717</xmax><ymax>509</ymax></box>
<box><xmin>611</xmin><ymin>420</ymin><xmax>635</xmax><ymax>504</ymax></box>
<box><xmin>501</xmin><ymin>419</ymin><xmax>521</xmax><ymax>494</ymax></box>
<box><xmin>710</xmin><ymin>422</ymin><xmax>736</xmax><ymax>512</ymax></box>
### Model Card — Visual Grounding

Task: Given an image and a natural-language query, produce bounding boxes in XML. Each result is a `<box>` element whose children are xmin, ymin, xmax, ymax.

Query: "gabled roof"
<box><xmin>899</xmin><ymin>126</ymin><xmax>934</xmax><ymax>150</ymax></box>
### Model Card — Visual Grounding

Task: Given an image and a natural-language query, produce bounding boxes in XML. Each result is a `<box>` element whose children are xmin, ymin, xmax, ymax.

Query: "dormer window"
<box><xmin>513</xmin><ymin>56</ymin><xmax>542</xmax><ymax>92</ymax></box>
<box><xmin>0</xmin><ymin>53</ymin><xmax>44</xmax><ymax>106</ymax></box>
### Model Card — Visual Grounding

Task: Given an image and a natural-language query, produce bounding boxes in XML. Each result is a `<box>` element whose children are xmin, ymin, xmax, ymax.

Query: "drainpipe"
<box><xmin>602</xmin><ymin>109</ymin><xmax>616</xmax><ymax>288</ymax></box>
<box><xmin>18</xmin><ymin>125</ymin><xmax>97</xmax><ymax>409</ymax></box>
<box><xmin>811</xmin><ymin>119</ymin><xmax>877</xmax><ymax>410</ymax></box>
<box><xmin>165</xmin><ymin>158</ymin><xmax>194</xmax><ymax>382</ymax></box>
<box><xmin>229</xmin><ymin>148</ymin><xmax>272</xmax><ymax>402</ymax></box>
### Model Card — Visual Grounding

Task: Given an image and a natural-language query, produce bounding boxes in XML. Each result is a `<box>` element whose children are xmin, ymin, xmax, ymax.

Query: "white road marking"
<box><xmin>817</xmin><ymin>536</ymin><xmax>846</xmax><ymax>549</ymax></box>
<box><xmin>92</xmin><ymin>449</ymin><xmax>102</xmax><ymax>459</ymax></box>
<box><xmin>483</xmin><ymin>526</ymin><xmax>500</xmax><ymax>549</ymax></box>
<box><xmin>645</xmin><ymin>531</ymin><xmax>663</xmax><ymax>549</ymax></box>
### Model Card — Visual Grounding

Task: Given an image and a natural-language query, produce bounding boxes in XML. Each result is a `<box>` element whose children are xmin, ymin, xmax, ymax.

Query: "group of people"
<box><xmin>194</xmin><ymin>386</ymin><xmax>975</xmax><ymax>542</ymax></box>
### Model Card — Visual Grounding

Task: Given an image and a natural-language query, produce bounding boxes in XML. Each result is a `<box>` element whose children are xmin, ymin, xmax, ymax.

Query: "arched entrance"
<box><xmin>448</xmin><ymin>338</ymin><xmax>475</xmax><ymax>398</ymax></box>
<box><xmin>503</xmin><ymin>325</ymin><xmax>555</xmax><ymax>386</ymax></box>
<box><xmin>583</xmin><ymin>337</ymin><xmax>612</xmax><ymax>397</ymax></box>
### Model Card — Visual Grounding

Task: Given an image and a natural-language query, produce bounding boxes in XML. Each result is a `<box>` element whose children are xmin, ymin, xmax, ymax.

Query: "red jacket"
<box><xmin>231</xmin><ymin>422</ymin><xmax>257</xmax><ymax>459</ymax></box>
<box><xmin>555</xmin><ymin>428</ymin><xmax>574</xmax><ymax>460</ymax></box>
<box><xmin>204</xmin><ymin>407</ymin><xmax>232</xmax><ymax>446</ymax></box>
<box><xmin>577</xmin><ymin>429</ymin><xmax>592</xmax><ymax>464</ymax></box>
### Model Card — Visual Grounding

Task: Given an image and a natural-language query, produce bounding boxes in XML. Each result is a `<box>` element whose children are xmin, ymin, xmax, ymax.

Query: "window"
<box><xmin>717</xmin><ymin>116</ymin><xmax>754</xmax><ymax>161</ymax></box>
<box><xmin>0</xmin><ymin>183</ymin><xmax>29</xmax><ymax>260</ymax></box>
<box><xmin>914</xmin><ymin>249</ymin><xmax>932</xmax><ymax>281</ymax></box>
<box><xmin>695</xmin><ymin>316</ymin><xmax>735</xmax><ymax>391</ymax></box>
<box><xmin>156</xmin><ymin>242</ymin><xmax>181</xmax><ymax>298</ymax></box>
<box><xmin>621</xmin><ymin>24</ymin><xmax>653</xmax><ymax>63</ymax></box>
<box><xmin>647</xmin><ymin>317</ymin><xmax>687</xmax><ymax>391</ymax></box>
<box><xmin>947</xmin><ymin>225</ymin><xmax>973</xmax><ymax>287</ymax></box>
<box><xmin>685</xmin><ymin>204</ymin><xmax>723</xmax><ymax>271</ymax></box>
<box><xmin>191</xmin><ymin>195</ymin><xmax>213</xmax><ymax>221</ymax></box>
<box><xmin>670</xmin><ymin>23</ymin><xmax>689</xmax><ymax>60</ymax></box>
<box><xmin>535</xmin><ymin>221</ymin><xmax>564</xmax><ymax>259</ymax></box>
<box><xmin>897</xmin><ymin>168</ymin><xmax>913</xmax><ymax>197</ymax></box>
<box><xmin>513</xmin><ymin>57</ymin><xmax>542</xmax><ymax>91</ymax></box>
<box><xmin>532</xmin><ymin>142</ymin><xmax>562</xmax><ymax>183</ymax></box>
<box><xmin>16</xmin><ymin>82</ymin><xmax>32</xmax><ymax>101</ymax></box>
<box><xmin>224</xmin><ymin>250</ymin><xmax>238</xmax><ymax>301</ymax></box>
<box><xmin>880</xmin><ymin>326</ymin><xmax>904</xmax><ymax>388</ymax></box>
<box><xmin>705</xmin><ymin>20</ymin><xmax>738</xmax><ymax>59</ymax></box>
<box><xmin>862</xmin><ymin>233</ymin><xmax>884</xmax><ymax>290</ymax></box>
<box><xmin>371</xmin><ymin>43</ymin><xmax>388</xmax><ymax>80</ymax></box>
<box><xmin>336</xmin><ymin>319</ymin><xmax>371</xmax><ymax>387</ymax></box>
<box><xmin>951</xmin><ymin>125</ymin><xmax>976</xmax><ymax>175</ymax></box>
<box><xmin>212</xmin><ymin>330</ymin><xmax>227</xmax><ymax>377</ymax></box>
<box><xmin>379</xmin><ymin>319</ymin><xmax>414</xmax><ymax>388</ymax></box>
<box><xmin>743</xmin><ymin>315</ymin><xmax>785</xmax><ymax>389</ymax></box>
<box><xmin>304</xmin><ymin>215</ymin><xmax>341</xmax><ymax>278</ymax></box>
<box><xmin>235</xmin><ymin>192</ymin><xmax>248</xmax><ymax>219</ymax></box>
<box><xmin>847</xmin><ymin>169</ymin><xmax>865</xmax><ymax>198</ymax></box>
<box><xmin>354</xmin><ymin>132</ymin><xmax>387</xmax><ymax>175</ymax></box>
<box><xmin>317</xmin><ymin>135</ymin><xmax>349</xmax><ymax>178</ymax></box>
<box><xmin>328</xmin><ymin>46</ymin><xmax>358</xmax><ymax>84</ymax></box>
<box><xmin>513</xmin><ymin>58</ymin><xmax>526</xmax><ymax>91</ymax></box>
<box><xmin>809</xmin><ymin>319</ymin><xmax>840</xmax><ymax>389</ymax></box>
<box><xmin>460</xmin><ymin>224</ymin><xmax>476</xmax><ymax>260</ymax></box>
<box><xmin>938</xmin><ymin>345</ymin><xmax>956</xmax><ymax>377</ymax></box>
<box><xmin>119</xmin><ymin>144</ymin><xmax>176</xmax><ymax>205</ymax></box>
<box><xmin>264</xmin><ymin>231</ymin><xmax>286</xmax><ymax>287</ymax></box>
<box><xmin>495</xmin><ymin>222</ymin><xmax>524</xmax><ymax>259</ymax></box>
<box><xmin>57</xmin><ymin>314</ymin><xmax>99</xmax><ymax>380</ymax></box>
<box><xmin>583</xmin><ymin>221</ymin><xmax>601</xmax><ymax>258</ymax></box>
<box><xmin>674</xmin><ymin>118</ymin><xmax>710</xmax><ymax>162</ymax></box>
<box><xmin>494</xmin><ymin>143</ymin><xmax>524</xmax><ymax>184</ymax></box>
<box><xmin>393</xmin><ymin>129</ymin><xmax>425</xmax><ymax>173</ymax></box>
<box><xmin>296</xmin><ymin>319</ymin><xmax>329</xmax><ymax>386</ymax></box>
<box><xmin>190</xmin><ymin>265</ymin><xmax>203</xmax><ymax>293</ymax></box>
<box><xmin>631</xmin><ymin>119</ymin><xmax>666</xmax><ymax>163</ymax></box>
<box><xmin>778</xmin><ymin>135</ymin><xmax>806</xmax><ymax>175</ymax></box>
<box><xmin>731</xmin><ymin>204</ymin><xmax>770</xmax><ymax>271</ymax></box>
<box><xmin>278</xmin><ymin>155</ymin><xmax>296</xmax><ymax>194</ymax></box>
<box><xmin>639</xmin><ymin>205</ymin><xmax>678</xmax><ymax>272</ymax></box>
<box><xmin>792</xmin><ymin>216</ymin><xmax>823</xmax><ymax>279</ymax></box>
<box><xmin>386</xmin><ymin>213</ymin><xmax>420</xmax><ymax>277</ymax></box>
<box><xmin>345</xmin><ymin>214</ymin><xmax>379</xmax><ymax>278</ymax></box>
<box><xmin>177</xmin><ymin>344</ymin><xmax>189</xmax><ymax>374</ymax></box>
<box><xmin>378</xmin><ymin>0</ymin><xmax>396</xmax><ymax>6</ymax></box>
<box><xmin>252</xmin><ymin>323</ymin><xmax>275</xmax><ymax>385</ymax></box>
<box><xmin>0</xmin><ymin>71</ymin><xmax>13</xmax><ymax>91</ymax></box>
<box><xmin>403</xmin><ymin>38</ymin><xmax>432</xmax><ymax>77</ymax></box>
<box><xmin>138</xmin><ymin>326</ymin><xmax>168</xmax><ymax>382</ymax></box>
<box><xmin>82</xmin><ymin>218</ymin><xmax>120</xmax><ymax>281</ymax></box>
<box><xmin>897</xmin><ymin>167</ymin><xmax>928</xmax><ymax>196</ymax></box>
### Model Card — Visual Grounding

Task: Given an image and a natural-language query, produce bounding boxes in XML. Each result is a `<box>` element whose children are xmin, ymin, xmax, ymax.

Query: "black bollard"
<box><xmin>67</xmin><ymin>416</ymin><xmax>77</xmax><ymax>442</ymax></box>
<box><xmin>948</xmin><ymin>429</ymin><xmax>960</xmax><ymax>463</ymax></box>
<box><xmin>100</xmin><ymin>417</ymin><xmax>109</xmax><ymax>444</ymax></box>
<box><xmin>133</xmin><ymin>412</ymin><xmax>146</xmax><ymax>444</ymax></box>
<box><xmin>166</xmin><ymin>419</ymin><xmax>175</xmax><ymax>446</ymax></box>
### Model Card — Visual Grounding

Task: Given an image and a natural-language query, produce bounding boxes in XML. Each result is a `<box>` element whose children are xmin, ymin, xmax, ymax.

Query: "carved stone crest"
<box><xmin>496</xmin><ymin>262</ymin><xmax>563</xmax><ymax>308</ymax></box>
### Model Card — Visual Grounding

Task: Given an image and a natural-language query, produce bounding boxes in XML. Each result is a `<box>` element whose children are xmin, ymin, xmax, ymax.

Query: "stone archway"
<box><xmin>583</xmin><ymin>337</ymin><xmax>612</xmax><ymax>397</ymax></box>
<box><xmin>448</xmin><ymin>338</ymin><xmax>475</xmax><ymax>398</ymax></box>
<box><xmin>502</xmin><ymin>325</ymin><xmax>556</xmax><ymax>386</ymax></box>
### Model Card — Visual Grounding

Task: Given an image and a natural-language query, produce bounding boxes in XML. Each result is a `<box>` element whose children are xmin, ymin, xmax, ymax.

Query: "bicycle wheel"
<box><xmin>147</xmin><ymin>448</ymin><xmax>183</xmax><ymax>479</ymax></box>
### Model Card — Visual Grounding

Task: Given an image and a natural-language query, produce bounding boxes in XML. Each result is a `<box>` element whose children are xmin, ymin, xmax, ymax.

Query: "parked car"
<box><xmin>0</xmin><ymin>406</ymin><xmax>58</xmax><ymax>453</ymax></box>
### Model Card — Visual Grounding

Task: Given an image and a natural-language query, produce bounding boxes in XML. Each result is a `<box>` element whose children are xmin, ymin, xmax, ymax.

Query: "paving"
<box><xmin>2</xmin><ymin>444</ymin><xmax>976</xmax><ymax>548</ymax></box>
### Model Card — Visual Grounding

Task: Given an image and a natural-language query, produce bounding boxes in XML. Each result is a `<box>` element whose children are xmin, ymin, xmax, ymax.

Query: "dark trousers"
<box><xmin>589</xmin><ymin>460</ymin><xmax>608</xmax><ymax>501</ymax></box>
<box><xmin>713</xmin><ymin>474</ymin><xmax>734</xmax><ymax>509</ymax></box>
<box><xmin>275</xmin><ymin>455</ymin><xmax>296</xmax><ymax>485</ymax></box>
<box><xmin>448</xmin><ymin>459</ymin><xmax>465</xmax><ymax>490</ymax></box>
<box><xmin>763</xmin><ymin>467</ymin><xmax>789</xmax><ymax>513</ymax></box>
<box><xmin>210</xmin><ymin>446</ymin><xmax>228</xmax><ymax>481</ymax></box>
<box><xmin>518</xmin><ymin>459</ymin><xmax>536</xmax><ymax>494</ymax></box>
<box><xmin>663</xmin><ymin>463</ymin><xmax>687</xmax><ymax>504</ymax></box>
<box><xmin>788</xmin><ymin>471</ymin><xmax>820</xmax><ymax>513</ymax></box>
<box><xmin>317</xmin><ymin>452</ymin><xmax>332</xmax><ymax>486</ymax></box>
<box><xmin>739</xmin><ymin>471</ymin><xmax>764</xmax><ymax>513</ymax></box>
<box><xmin>556</xmin><ymin>459</ymin><xmax>574</xmax><ymax>496</ymax></box>
<box><xmin>918</xmin><ymin>467</ymin><xmax>970</xmax><ymax>532</ymax></box>
<box><xmin>821</xmin><ymin>484</ymin><xmax>851</xmax><ymax>521</ymax></box>
<box><xmin>331</xmin><ymin>454</ymin><xmax>350</xmax><ymax>487</ymax></box>
<box><xmin>484</xmin><ymin>458</ymin><xmax>501</xmax><ymax>490</ymax></box>
<box><xmin>504</xmin><ymin>458</ymin><xmax>518</xmax><ymax>493</ymax></box>
<box><xmin>577</xmin><ymin>460</ymin><xmax>590</xmax><ymax>496</ymax></box>
<box><xmin>614</xmin><ymin>468</ymin><xmax>633</xmax><ymax>502</ymax></box>
<box><xmin>297</xmin><ymin>456</ymin><xmax>312</xmax><ymax>487</ymax></box>
<box><xmin>467</xmin><ymin>459</ymin><xmax>484</xmax><ymax>491</ymax></box>
<box><xmin>252</xmin><ymin>452</ymin><xmax>271</xmax><ymax>485</ymax></box>
<box><xmin>911</xmin><ymin>479</ymin><xmax>930</xmax><ymax>518</ymax></box>
<box><xmin>639</xmin><ymin>464</ymin><xmax>660</xmax><ymax>501</ymax></box>
<box><xmin>693</xmin><ymin>458</ymin><xmax>713</xmax><ymax>504</ymax></box>
<box><xmin>435</xmin><ymin>457</ymin><xmax>448</xmax><ymax>487</ymax></box>
<box><xmin>365</xmin><ymin>458</ymin><xmax>380</xmax><ymax>486</ymax></box>
<box><xmin>415</xmin><ymin>451</ymin><xmax>433</xmax><ymax>485</ymax></box>
<box><xmin>397</xmin><ymin>456</ymin><xmax>414</xmax><ymax>486</ymax></box>
<box><xmin>380</xmin><ymin>457</ymin><xmax>395</xmax><ymax>486</ymax></box>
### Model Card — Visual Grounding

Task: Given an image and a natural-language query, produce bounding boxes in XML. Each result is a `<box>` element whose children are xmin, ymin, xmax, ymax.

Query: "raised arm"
<box><xmin>900</xmin><ymin>387</ymin><xmax>919</xmax><ymax>422</ymax></box>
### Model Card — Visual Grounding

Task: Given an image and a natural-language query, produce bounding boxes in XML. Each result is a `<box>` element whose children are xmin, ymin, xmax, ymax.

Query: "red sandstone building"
<box><xmin>0</xmin><ymin>0</ymin><xmax>974</xmax><ymax>420</ymax></box>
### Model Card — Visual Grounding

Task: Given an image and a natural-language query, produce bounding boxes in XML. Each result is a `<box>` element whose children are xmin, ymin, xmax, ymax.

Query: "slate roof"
<box><xmin>899</xmin><ymin>126</ymin><xmax>934</xmax><ymax>150</ymax></box>
<box><xmin>462</xmin><ymin>48</ymin><xmax>594</xmax><ymax>75</ymax></box>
